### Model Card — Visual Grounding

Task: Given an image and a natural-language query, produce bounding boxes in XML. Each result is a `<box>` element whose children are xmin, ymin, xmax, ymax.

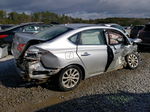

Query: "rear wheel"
<box><xmin>126</xmin><ymin>53</ymin><xmax>139</xmax><ymax>69</ymax></box>
<box><xmin>58</xmin><ymin>65</ymin><xmax>82</xmax><ymax>91</ymax></box>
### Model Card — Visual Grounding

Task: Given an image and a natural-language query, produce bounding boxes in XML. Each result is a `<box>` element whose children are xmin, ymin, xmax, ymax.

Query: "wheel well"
<box><xmin>69</xmin><ymin>64</ymin><xmax>85</xmax><ymax>80</ymax></box>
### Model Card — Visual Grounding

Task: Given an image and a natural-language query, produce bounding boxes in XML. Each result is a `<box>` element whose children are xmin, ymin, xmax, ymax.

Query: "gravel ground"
<box><xmin>0</xmin><ymin>51</ymin><xmax>150</xmax><ymax>112</ymax></box>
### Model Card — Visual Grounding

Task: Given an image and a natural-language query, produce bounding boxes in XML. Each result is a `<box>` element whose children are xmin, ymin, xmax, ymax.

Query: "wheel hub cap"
<box><xmin>62</xmin><ymin>68</ymin><xmax>80</xmax><ymax>88</ymax></box>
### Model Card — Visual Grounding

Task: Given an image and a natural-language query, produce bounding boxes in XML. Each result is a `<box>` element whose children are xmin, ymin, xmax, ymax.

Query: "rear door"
<box><xmin>77</xmin><ymin>29</ymin><xmax>108</xmax><ymax>76</ymax></box>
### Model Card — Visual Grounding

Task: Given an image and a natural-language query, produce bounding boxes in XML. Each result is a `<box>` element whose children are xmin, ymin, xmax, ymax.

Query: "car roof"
<box><xmin>104</xmin><ymin>23</ymin><xmax>121</xmax><ymax>26</ymax></box>
<box><xmin>60</xmin><ymin>23</ymin><xmax>106</xmax><ymax>29</ymax></box>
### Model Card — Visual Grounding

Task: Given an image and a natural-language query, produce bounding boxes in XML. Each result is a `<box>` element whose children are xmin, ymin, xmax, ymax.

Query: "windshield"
<box><xmin>111</xmin><ymin>25</ymin><xmax>125</xmax><ymax>32</ymax></box>
<box><xmin>35</xmin><ymin>26</ymin><xmax>72</xmax><ymax>40</ymax></box>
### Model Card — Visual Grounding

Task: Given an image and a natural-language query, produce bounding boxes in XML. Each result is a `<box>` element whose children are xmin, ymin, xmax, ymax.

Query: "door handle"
<box><xmin>81</xmin><ymin>52</ymin><xmax>90</xmax><ymax>56</ymax></box>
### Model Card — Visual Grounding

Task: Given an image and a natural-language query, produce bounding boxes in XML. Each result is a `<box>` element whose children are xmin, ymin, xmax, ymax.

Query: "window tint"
<box><xmin>107</xmin><ymin>30</ymin><xmax>125</xmax><ymax>45</ymax></box>
<box><xmin>69</xmin><ymin>34</ymin><xmax>78</xmax><ymax>44</ymax></box>
<box><xmin>79</xmin><ymin>29</ymin><xmax>105</xmax><ymax>45</ymax></box>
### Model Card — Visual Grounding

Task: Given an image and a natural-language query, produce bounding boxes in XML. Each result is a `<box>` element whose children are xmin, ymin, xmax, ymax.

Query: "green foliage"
<box><xmin>0</xmin><ymin>10</ymin><xmax>149</xmax><ymax>26</ymax></box>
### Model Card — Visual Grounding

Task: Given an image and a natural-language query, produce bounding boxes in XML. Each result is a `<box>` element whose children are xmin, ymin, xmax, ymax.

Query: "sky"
<box><xmin>0</xmin><ymin>0</ymin><xmax>150</xmax><ymax>19</ymax></box>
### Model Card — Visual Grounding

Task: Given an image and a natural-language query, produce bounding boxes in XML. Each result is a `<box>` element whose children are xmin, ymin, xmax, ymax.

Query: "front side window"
<box><xmin>79</xmin><ymin>29</ymin><xmax>105</xmax><ymax>45</ymax></box>
<box><xmin>107</xmin><ymin>30</ymin><xmax>125</xmax><ymax>45</ymax></box>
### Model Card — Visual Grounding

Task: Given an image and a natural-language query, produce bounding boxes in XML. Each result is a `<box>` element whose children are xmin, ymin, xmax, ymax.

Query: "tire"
<box><xmin>126</xmin><ymin>53</ymin><xmax>139</xmax><ymax>69</ymax></box>
<box><xmin>58</xmin><ymin>65</ymin><xmax>82</xmax><ymax>91</ymax></box>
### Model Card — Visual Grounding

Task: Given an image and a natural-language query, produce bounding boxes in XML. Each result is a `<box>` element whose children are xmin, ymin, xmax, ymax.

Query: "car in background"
<box><xmin>19</xmin><ymin>23</ymin><xmax>52</xmax><ymax>34</ymax></box>
<box><xmin>105</xmin><ymin>23</ymin><xmax>129</xmax><ymax>37</ymax></box>
<box><xmin>137</xmin><ymin>24</ymin><xmax>150</xmax><ymax>47</ymax></box>
<box><xmin>130</xmin><ymin>25</ymin><xmax>144</xmax><ymax>38</ymax></box>
<box><xmin>0</xmin><ymin>24</ymin><xmax>14</xmax><ymax>30</ymax></box>
<box><xmin>124</xmin><ymin>26</ymin><xmax>132</xmax><ymax>34</ymax></box>
<box><xmin>0</xmin><ymin>22</ymin><xmax>52</xmax><ymax>56</ymax></box>
<box><xmin>12</xmin><ymin>24</ymin><xmax>141</xmax><ymax>91</ymax></box>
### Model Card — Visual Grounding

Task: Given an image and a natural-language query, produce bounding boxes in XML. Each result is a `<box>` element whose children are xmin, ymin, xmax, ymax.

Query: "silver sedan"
<box><xmin>12</xmin><ymin>24</ymin><xmax>141</xmax><ymax>91</ymax></box>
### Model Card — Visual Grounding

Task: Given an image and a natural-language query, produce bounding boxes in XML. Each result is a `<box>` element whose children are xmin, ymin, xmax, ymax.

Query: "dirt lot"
<box><xmin>0</xmin><ymin>50</ymin><xmax>150</xmax><ymax>112</ymax></box>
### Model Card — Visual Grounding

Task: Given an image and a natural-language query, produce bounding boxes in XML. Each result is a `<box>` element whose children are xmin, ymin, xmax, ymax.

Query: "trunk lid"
<box><xmin>12</xmin><ymin>33</ymin><xmax>44</xmax><ymax>59</ymax></box>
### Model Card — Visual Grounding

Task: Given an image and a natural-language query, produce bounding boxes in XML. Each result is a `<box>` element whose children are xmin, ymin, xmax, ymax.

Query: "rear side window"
<box><xmin>79</xmin><ymin>29</ymin><xmax>105</xmax><ymax>45</ymax></box>
<box><xmin>69</xmin><ymin>34</ymin><xmax>78</xmax><ymax>44</ymax></box>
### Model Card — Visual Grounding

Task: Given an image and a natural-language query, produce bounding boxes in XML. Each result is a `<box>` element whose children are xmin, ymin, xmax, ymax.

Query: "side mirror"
<box><xmin>129</xmin><ymin>38</ymin><xmax>142</xmax><ymax>44</ymax></box>
<box><xmin>133</xmin><ymin>38</ymin><xmax>142</xmax><ymax>44</ymax></box>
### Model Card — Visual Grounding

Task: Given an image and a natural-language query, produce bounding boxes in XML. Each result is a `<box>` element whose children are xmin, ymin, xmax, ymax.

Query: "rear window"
<box><xmin>144</xmin><ymin>25</ymin><xmax>150</xmax><ymax>31</ymax></box>
<box><xmin>35</xmin><ymin>26</ymin><xmax>72</xmax><ymax>40</ymax></box>
<box><xmin>133</xmin><ymin>26</ymin><xmax>144</xmax><ymax>30</ymax></box>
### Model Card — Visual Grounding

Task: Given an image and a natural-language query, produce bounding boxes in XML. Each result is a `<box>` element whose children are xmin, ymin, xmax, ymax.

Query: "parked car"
<box><xmin>130</xmin><ymin>25</ymin><xmax>144</xmax><ymax>38</ymax></box>
<box><xmin>104</xmin><ymin>23</ymin><xmax>129</xmax><ymax>37</ymax></box>
<box><xmin>0</xmin><ymin>24</ymin><xmax>14</xmax><ymax>30</ymax></box>
<box><xmin>12</xmin><ymin>24</ymin><xmax>141</xmax><ymax>91</ymax></box>
<box><xmin>0</xmin><ymin>22</ymin><xmax>52</xmax><ymax>55</ymax></box>
<box><xmin>137</xmin><ymin>24</ymin><xmax>150</xmax><ymax>47</ymax></box>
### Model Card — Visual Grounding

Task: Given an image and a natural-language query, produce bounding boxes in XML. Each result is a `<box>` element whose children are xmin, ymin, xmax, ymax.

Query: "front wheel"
<box><xmin>126</xmin><ymin>53</ymin><xmax>139</xmax><ymax>69</ymax></box>
<box><xmin>58</xmin><ymin>65</ymin><xmax>82</xmax><ymax>91</ymax></box>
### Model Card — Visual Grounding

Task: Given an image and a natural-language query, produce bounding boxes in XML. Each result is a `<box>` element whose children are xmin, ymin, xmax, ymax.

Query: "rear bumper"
<box><xmin>16</xmin><ymin>60</ymin><xmax>60</xmax><ymax>81</ymax></box>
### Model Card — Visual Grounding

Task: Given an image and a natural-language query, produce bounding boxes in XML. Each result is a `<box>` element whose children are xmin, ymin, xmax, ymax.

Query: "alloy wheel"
<box><xmin>127</xmin><ymin>54</ymin><xmax>139</xmax><ymax>68</ymax></box>
<box><xmin>62</xmin><ymin>68</ymin><xmax>80</xmax><ymax>89</ymax></box>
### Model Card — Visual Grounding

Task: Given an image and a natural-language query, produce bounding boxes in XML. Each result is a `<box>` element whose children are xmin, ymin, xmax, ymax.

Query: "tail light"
<box><xmin>0</xmin><ymin>35</ymin><xmax>9</xmax><ymax>39</ymax></box>
<box><xmin>17</xmin><ymin>44</ymin><xmax>26</xmax><ymax>52</ymax></box>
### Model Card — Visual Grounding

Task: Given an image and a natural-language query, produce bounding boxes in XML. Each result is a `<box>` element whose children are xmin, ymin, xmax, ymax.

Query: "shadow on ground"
<box><xmin>0</xmin><ymin>58</ymin><xmax>25</xmax><ymax>87</ymax></box>
<box><xmin>0</xmin><ymin>58</ymin><xmax>57</xmax><ymax>89</ymax></box>
<box><xmin>37</xmin><ymin>91</ymin><xmax>150</xmax><ymax>112</ymax></box>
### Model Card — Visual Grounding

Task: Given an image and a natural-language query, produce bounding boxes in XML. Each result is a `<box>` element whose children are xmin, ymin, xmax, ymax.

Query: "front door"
<box><xmin>105</xmin><ymin>29</ymin><xmax>129</xmax><ymax>71</ymax></box>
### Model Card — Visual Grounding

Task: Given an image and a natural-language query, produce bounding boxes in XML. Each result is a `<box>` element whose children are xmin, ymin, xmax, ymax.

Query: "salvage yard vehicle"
<box><xmin>130</xmin><ymin>25</ymin><xmax>144</xmax><ymax>38</ymax></box>
<box><xmin>0</xmin><ymin>22</ymin><xmax>52</xmax><ymax>57</ymax></box>
<box><xmin>137</xmin><ymin>23</ymin><xmax>150</xmax><ymax>48</ymax></box>
<box><xmin>0</xmin><ymin>24</ymin><xmax>14</xmax><ymax>30</ymax></box>
<box><xmin>12</xmin><ymin>24</ymin><xmax>141</xmax><ymax>91</ymax></box>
